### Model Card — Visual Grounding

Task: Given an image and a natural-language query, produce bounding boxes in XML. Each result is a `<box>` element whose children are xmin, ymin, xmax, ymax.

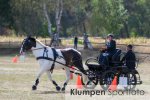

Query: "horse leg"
<box><xmin>81</xmin><ymin>72</ymin><xmax>88</xmax><ymax>85</ymax></box>
<box><xmin>46</xmin><ymin>71</ymin><xmax>61</xmax><ymax>91</ymax></box>
<box><xmin>32</xmin><ymin>69</ymin><xmax>44</xmax><ymax>90</ymax></box>
<box><xmin>62</xmin><ymin>67</ymin><xmax>70</xmax><ymax>91</ymax></box>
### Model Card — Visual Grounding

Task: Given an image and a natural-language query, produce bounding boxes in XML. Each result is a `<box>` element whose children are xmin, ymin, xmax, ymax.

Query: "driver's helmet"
<box><xmin>107</xmin><ymin>34</ymin><xmax>114</xmax><ymax>38</ymax></box>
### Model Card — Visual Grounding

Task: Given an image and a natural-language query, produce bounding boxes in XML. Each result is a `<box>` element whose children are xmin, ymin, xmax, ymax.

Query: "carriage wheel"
<box><xmin>85</xmin><ymin>57</ymin><xmax>98</xmax><ymax>65</ymax></box>
<box><xmin>81</xmin><ymin>70</ymin><xmax>98</xmax><ymax>89</ymax></box>
<box><xmin>126</xmin><ymin>72</ymin><xmax>137</xmax><ymax>90</ymax></box>
<box><xmin>100</xmin><ymin>70</ymin><xmax>116</xmax><ymax>90</ymax></box>
<box><xmin>118</xmin><ymin>71</ymin><xmax>137</xmax><ymax>90</ymax></box>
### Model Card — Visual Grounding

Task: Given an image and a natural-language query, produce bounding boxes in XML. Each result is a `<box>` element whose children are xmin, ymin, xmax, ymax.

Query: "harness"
<box><xmin>36</xmin><ymin>47</ymin><xmax>64</xmax><ymax>73</ymax></box>
<box><xmin>21</xmin><ymin>38</ymin><xmax>83</xmax><ymax>75</ymax></box>
<box><xmin>32</xmin><ymin>47</ymin><xmax>82</xmax><ymax>75</ymax></box>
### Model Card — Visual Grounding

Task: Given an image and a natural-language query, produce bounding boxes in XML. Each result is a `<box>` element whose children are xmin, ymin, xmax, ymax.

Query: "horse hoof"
<box><xmin>61</xmin><ymin>87</ymin><xmax>65</xmax><ymax>91</ymax></box>
<box><xmin>56</xmin><ymin>86</ymin><xmax>61</xmax><ymax>91</ymax></box>
<box><xmin>32</xmin><ymin>85</ymin><xmax>37</xmax><ymax>90</ymax></box>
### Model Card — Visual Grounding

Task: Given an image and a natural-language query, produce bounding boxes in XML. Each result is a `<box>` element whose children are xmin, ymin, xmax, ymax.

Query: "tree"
<box><xmin>43</xmin><ymin>2</ymin><xmax>52</xmax><ymax>37</ymax></box>
<box><xmin>90</xmin><ymin>0</ymin><xmax>128</xmax><ymax>37</ymax></box>
<box><xmin>55</xmin><ymin>0</ymin><xmax>63</xmax><ymax>37</ymax></box>
<box><xmin>0</xmin><ymin>0</ymin><xmax>12</xmax><ymax>27</ymax></box>
<box><xmin>1</xmin><ymin>0</ymin><xmax>150</xmax><ymax>38</ymax></box>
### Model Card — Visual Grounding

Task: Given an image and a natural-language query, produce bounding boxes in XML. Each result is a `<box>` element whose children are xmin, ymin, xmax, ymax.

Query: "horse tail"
<box><xmin>71</xmin><ymin>49</ymin><xmax>86</xmax><ymax>75</ymax></box>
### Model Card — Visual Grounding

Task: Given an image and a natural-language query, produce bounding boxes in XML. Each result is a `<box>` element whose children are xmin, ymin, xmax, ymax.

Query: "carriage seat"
<box><xmin>112</xmin><ymin>49</ymin><xmax>121</xmax><ymax>62</ymax></box>
<box><xmin>109</xmin><ymin>49</ymin><xmax>123</xmax><ymax>66</ymax></box>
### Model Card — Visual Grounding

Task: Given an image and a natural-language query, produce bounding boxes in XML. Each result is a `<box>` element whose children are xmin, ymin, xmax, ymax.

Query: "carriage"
<box><xmin>20</xmin><ymin>36</ymin><xmax>142</xmax><ymax>91</ymax></box>
<box><xmin>80</xmin><ymin>49</ymin><xmax>142</xmax><ymax>90</ymax></box>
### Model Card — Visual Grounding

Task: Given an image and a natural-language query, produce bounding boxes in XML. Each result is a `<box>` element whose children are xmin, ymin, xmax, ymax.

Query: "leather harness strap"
<box><xmin>36</xmin><ymin>48</ymin><xmax>82</xmax><ymax>73</ymax></box>
<box><xmin>50</xmin><ymin>48</ymin><xmax>58</xmax><ymax>72</ymax></box>
<box><xmin>43</xmin><ymin>47</ymin><xmax>48</xmax><ymax>57</ymax></box>
<box><xmin>36</xmin><ymin>47</ymin><xmax>59</xmax><ymax>73</ymax></box>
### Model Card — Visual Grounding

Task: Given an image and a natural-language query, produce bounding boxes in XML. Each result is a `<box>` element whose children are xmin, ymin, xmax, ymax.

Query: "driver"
<box><xmin>106</xmin><ymin>34</ymin><xmax>116</xmax><ymax>56</ymax></box>
<box><xmin>99</xmin><ymin>34</ymin><xmax>116</xmax><ymax>65</ymax></box>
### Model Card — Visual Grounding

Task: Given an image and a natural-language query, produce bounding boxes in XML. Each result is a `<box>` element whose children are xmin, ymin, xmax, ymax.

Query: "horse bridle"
<box><xmin>21</xmin><ymin>38</ymin><xmax>45</xmax><ymax>52</ymax></box>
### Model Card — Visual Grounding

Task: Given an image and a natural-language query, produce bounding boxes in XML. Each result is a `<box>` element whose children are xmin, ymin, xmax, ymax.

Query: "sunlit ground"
<box><xmin>0</xmin><ymin>55</ymin><xmax>149</xmax><ymax>100</ymax></box>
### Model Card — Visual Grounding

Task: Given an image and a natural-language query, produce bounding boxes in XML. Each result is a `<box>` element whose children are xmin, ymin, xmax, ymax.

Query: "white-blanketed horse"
<box><xmin>20</xmin><ymin>36</ymin><xmax>86</xmax><ymax>91</ymax></box>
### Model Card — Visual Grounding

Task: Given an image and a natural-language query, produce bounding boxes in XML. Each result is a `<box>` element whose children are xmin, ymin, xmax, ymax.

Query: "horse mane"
<box><xmin>35</xmin><ymin>39</ymin><xmax>47</xmax><ymax>47</ymax></box>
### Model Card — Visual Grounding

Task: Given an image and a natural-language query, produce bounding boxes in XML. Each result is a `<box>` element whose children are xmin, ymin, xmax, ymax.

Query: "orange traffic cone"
<box><xmin>76</xmin><ymin>75</ymin><xmax>82</xmax><ymax>89</ymax></box>
<box><xmin>12</xmin><ymin>55</ymin><xmax>18</xmax><ymax>63</ymax></box>
<box><xmin>108</xmin><ymin>76</ymin><xmax>117</xmax><ymax>91</ymax></box>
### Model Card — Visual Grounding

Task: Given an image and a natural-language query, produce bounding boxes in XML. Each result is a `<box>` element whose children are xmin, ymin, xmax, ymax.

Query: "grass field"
<box><xmin>0</xmin><ymin>52</ymin><xmax>150</xmax><ymax>100</ymax></box>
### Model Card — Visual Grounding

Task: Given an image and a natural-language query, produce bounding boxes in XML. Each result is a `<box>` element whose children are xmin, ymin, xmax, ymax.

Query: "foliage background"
<box><xmin>0</xmin><ymin>0</ymin><xmax>150</xmax><ymax>38</ymax></box>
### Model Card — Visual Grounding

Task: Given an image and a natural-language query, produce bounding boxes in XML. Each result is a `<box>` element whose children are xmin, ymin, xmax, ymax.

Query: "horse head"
<box><xmin>20</xmin><ymin>36</ymin><xmax>36</xmax><ymax>54</ymax></box>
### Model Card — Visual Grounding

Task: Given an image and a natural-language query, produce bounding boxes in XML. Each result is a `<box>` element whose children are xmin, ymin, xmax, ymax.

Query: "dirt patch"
<box><xmin>0</xmin><ymin>52</ymin><xmax>149</xmax><ymax>100</ymax></box>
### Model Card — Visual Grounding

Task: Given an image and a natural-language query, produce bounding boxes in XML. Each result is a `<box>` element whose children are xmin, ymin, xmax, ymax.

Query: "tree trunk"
<box><xmin>83</xmin><ymin>34</ymin><xmax>93</xmax><ymax>49</ymax></box>
<box><xmin>83</xmin><ymin>22</ymin><xmax>86</xmax><ymax>33</ymax></box>
<box><xmin>55</xmin><ymin>0</ymin><xmax>63</xmax><ymax>38</ymax></box>
<box><xmin>53</xmin><ymin>0</ymin><xmax>63</xmax><ymax>47</ymax></box>
<box><xmin>43</xmin><ymin>3</ymin><xmax>52</xmax><ymax>37</ymax></box>
<box><xmin>123</xmin><ymin>21</ymin><xmax>129</xmax><ymax>38</ymax></box>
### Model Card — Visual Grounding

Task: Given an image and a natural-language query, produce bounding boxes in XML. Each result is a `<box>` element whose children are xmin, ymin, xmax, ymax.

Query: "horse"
<box><xmin>20</xmin><ymin>36</ymin><xmax>86</xmax><ymax>91</ymax></box>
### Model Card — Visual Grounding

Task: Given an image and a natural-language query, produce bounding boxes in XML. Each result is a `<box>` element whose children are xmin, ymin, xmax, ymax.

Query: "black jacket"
<box><xmin>74</xmin><ymin>37</ymin><xmax>78</xmax><ymax>44</ymax></box>
<box><xmin>121</xmin><ymin>50</ymin><xmax>136</xmax><ymax>69</ymax></box>
<box><xmin>106</xmin><ymin>40</ymin><xmax>116</xmax><ymax>53</ymax></box>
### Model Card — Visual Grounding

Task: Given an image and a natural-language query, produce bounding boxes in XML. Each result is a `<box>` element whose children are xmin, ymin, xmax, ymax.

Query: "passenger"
<box><xmin>99</xmin><ymin>34</ymin><xmax>116</xmax><ymax>65</ymax></box>
<box><xmin>121</xmin><ymin>45</ymin><xmax>136</xmax><ymax>70</ymax></box>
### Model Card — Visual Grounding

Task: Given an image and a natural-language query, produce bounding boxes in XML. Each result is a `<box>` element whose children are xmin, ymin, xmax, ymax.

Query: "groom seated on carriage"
<box><xmin>98</xmin><ymin>34</ymin><xmax>117</xmax><ymax>66</ymax></box>
<box><xmin>121</xmin><ymin>45</ymin><xmax>136</xmax><ymax>70</ymax></box>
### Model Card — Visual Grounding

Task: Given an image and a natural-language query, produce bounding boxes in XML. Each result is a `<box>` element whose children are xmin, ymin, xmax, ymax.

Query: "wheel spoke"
<box><xmin>86</xmin><ymin>81</ymin><xmax>91</xmax><ymax>85</ymax></box>
<box><xmin>100</xmin><ymin>71</ymin><xmax>116</xmax><ymax>90</ymax></box>
<box><xmin>92</xmin><ymin>80</ymin><xmax>97</xmax><ymax>85</ymax></box>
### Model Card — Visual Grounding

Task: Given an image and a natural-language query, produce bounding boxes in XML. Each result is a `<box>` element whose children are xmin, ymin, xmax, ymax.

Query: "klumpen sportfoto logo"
<box><xmin>70</xmin><ymin>88</ymin><xmax>145</xmax><ymax>97</ymax></box>
<box><xmin>65</xmin><ymin>85</ymin><xmax>150</xmax><ymax>100</ymax></box>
